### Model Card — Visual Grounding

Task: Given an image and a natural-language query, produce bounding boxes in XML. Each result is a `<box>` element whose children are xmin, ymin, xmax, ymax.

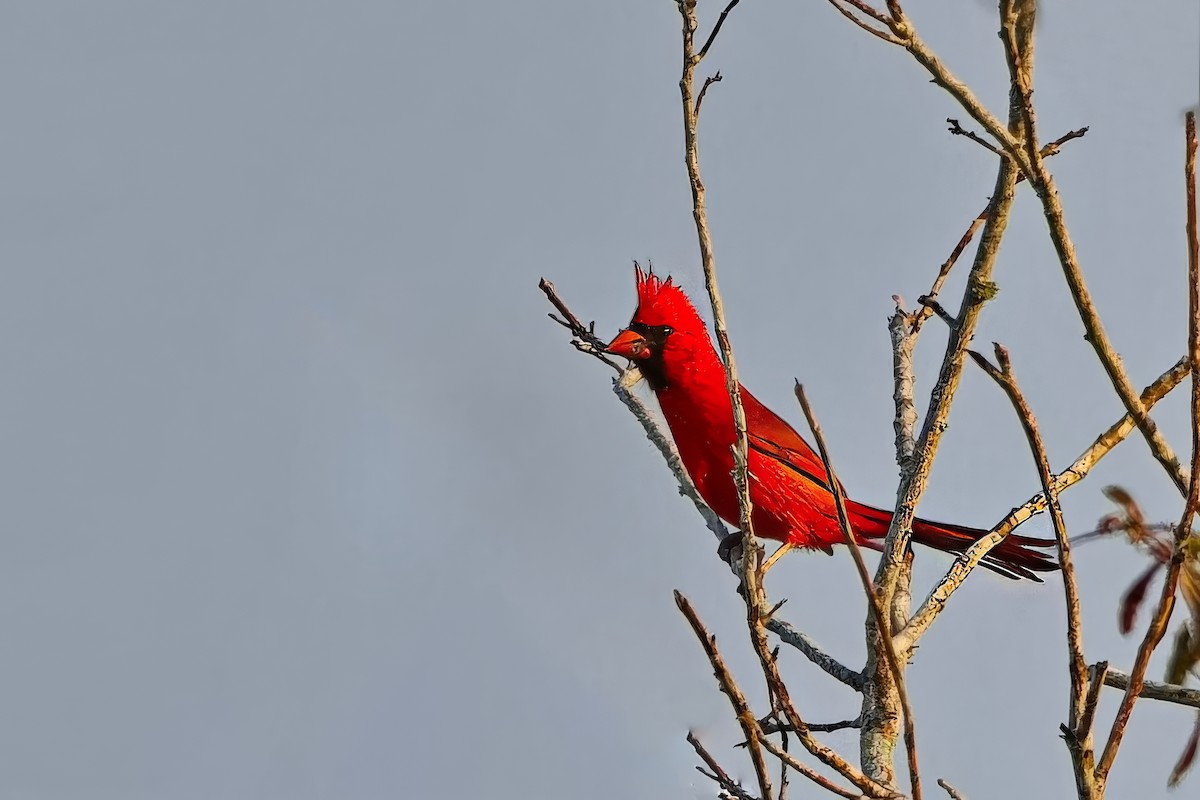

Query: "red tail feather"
<box><xmin>847</xmin><ymin>501</ymin><xmax>1058</xmax><ymax>581</ymax></box>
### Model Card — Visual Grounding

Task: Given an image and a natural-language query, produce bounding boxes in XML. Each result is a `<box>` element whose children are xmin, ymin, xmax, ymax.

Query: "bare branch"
<box><xmin>969</xmin><ymin>342</ymin><xmax>1097</xmax><ymax>796</ymax></box>
<box><xmin>696</xmin><ymin>72</ymin><xmax>723</xmax><ymax>117</ymax></box>
<box><xmin>835</xmin><ymin>0</ymin><xmax>892</xmax><ymax>26</ymax></box>
<box><xmin>759</xmin><ymin>718</ymin><xmax>863</xmax><ymax>736</ymax></box>
<box><xmin>887</xmin><ymin>21</ymin><xmax>1035</xmax><ymax>178</ymax></box>
<box><xmin>1097</xmin><ymin>111</ymin><xmax>1200</xmax><ymax>785</ymax></box>
<box><xmin>795</xmin><ymin>384</ymin><xmax>922</xmax><ymax>800</ymax></box>
<box><xmin>689</xmin><ymin>732</ymin><xmax>760</xmax><ymax>800</ymax></box>
<box><xmin>1103</xmin><ymin>668</ymin><xmax>1200</xmax><ymax>710</ymax></box>
<box><xmin>1024</xmin><ymin>140</ymin><xmax>1188</xmax><ymax>498</ymax></box>
<box><xmin>898</xmin><ymin>356</ymin><xmax>1188</xmax><ymax>649</ymax></box>
<box><xmin>890</xmin><ymin>304</ymin><xmax>918</xmax><ymax>477</ymax></box>
<box><xmin>936</xmin><ymin>778</ymin><xmax>967</xmax><ymax>800</ymax></box>
<box><xmin>676</xmin><ymin>0</ymin><xmax>763</xmax><ymax>616</ymax></box>
<box><xmin>866</xmin><ymin>0</ymin><xmax>1186</xmax><ymax>500</ymax></box>
<box><xmin>1042</xmin><ymin>126</ymin><xmax>1090</xmax><ymax>158</ymax></box>
<box><xmin>538</xmin><ymin>278</ymin><xmax>623</xmax><ymax>371</ymax></box>
<box><xmin>824</xmin><ymin>0</ymin><xmax>903</xmax><ymax>45</ymax></box>
<box><xmin>611</xmin><ymin>370</ymin><xmax>731</xmax><ymax>543</ymax></box>
<box><xmin>695</xmin><ymin>0</ymin><xmax>742</xmax><ymax>64</ymax></box>
<box><xmin>676</xmin><ymin>592</ymin><xmax>774</xmax><ymax>800</ymax></box>
<box><xmin>1075</xmin><ymin>662</ymin><xmax>1108</xmax><ymax>742</ymax></box>
<box><xmin>946</xmin><ymin>118</ymin><xmax>1005</xmax><ymax>158</ymax></box>
<box><xmin>756</xmin><ymin>738</ymin><xmax>873</xmax><ymax>800</ymax></box>
<box><xmin>911</xmin><ymin>124</ymin><xmax>1086</xmax><ymax>335</ymax></box>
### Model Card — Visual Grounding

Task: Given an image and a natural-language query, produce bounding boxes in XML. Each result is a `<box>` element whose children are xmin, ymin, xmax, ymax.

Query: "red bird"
<box><xmin>605</xmin><ymin>266</ymin><xmax>1057</xmax><ymax>580</ymax></box>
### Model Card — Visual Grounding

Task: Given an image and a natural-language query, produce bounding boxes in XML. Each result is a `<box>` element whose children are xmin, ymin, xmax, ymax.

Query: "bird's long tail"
<box><xmin>846</xmin><ymin>501</ymin><xmax>1059</xmax><ymax>581</ymax></box>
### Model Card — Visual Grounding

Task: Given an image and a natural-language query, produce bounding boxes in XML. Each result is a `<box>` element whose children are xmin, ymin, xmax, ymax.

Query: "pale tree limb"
<box><xmin>1103</xmin><ymin>668</ymin><xmax>1200</xmax><ymax>710</ymax></box>
<box><xmin>880</xmin><ymin>154</ymin><xmax>1020</xmax><ymax>619</ymax></box>
<box><xmin>795</xmin><ymin>384</ymin><xmax>922</xmax><ymax>800</ymax></box>
<box><xmin>612</xmin><ymin>368</ymin><xmax>731</xmax><ymax>542</ymax></box>
<box><xmin>887</xmin><ymin>308</ymin><xmax>918</xmax><ymax>642</ymax></box>
<box><xmin>766</xmin><ymin>617</ymin><xmax>864</xmax><ymax>690</ymax></box>
<box><xmin>889</xmin><ymin>305</ymin><xmax>917</xmax><ymax>493</ymax></box>
<box><xmin>967</xmin><ymin>343</ymin><xmax>1099</xmax><ymax>799</ymax></box>
<box><xmin>1096</xmin><ymin>111</ymin><xmax>1200</xmax><ymax>787</ymax></box>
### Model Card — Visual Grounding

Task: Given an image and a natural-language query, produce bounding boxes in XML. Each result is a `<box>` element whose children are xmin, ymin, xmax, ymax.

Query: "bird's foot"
<box><xmin>717</xmin><ymin>530</ymin><xmax>745</xmax><ymax>566</ymax></box>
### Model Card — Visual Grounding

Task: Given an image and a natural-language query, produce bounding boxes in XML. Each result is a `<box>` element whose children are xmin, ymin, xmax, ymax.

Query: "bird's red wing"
<box><xmin>740</xmin><ymin>385</ymin><xmax>846</xmax><ymax>495</ymax></box>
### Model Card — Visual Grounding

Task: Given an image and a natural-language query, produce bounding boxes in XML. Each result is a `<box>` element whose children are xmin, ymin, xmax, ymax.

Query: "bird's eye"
<box><xmin>660</xmin><ymin>325</ymin><xmax>674</xmax><ymax>336</ymax></box>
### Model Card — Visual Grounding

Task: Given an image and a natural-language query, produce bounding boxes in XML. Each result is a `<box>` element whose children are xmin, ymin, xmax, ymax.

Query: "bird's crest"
<box><xmin>631</xmin><ymin>263</ymin><xmax>704</xmax><ymax>330</ymax></box>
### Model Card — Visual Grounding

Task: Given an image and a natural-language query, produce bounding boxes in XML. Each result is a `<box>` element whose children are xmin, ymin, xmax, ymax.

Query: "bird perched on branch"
<box><xmin>605</xmin><ymin>265</ymin><xmax>1058</xmax><ymax>581</ymax></box>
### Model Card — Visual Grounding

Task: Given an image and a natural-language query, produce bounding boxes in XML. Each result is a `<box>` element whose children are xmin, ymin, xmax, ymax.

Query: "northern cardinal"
<box><xmin>605</xmin><ymin>265</ymin><xmax>1058</xmax><ymax>580</ymax></box>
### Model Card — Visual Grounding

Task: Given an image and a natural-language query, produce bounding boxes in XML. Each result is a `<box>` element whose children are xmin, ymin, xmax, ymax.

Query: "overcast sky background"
<box><xmin>1</xmin><ymin>1</ymin><xmax>1198</xmax><ymax>798</ymax></box>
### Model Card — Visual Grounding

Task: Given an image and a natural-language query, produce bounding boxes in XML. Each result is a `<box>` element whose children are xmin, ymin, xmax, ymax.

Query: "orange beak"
<box><xmin>606</xmin><ymin>328</ymin><xmax>650</xmax><ymax>360</ymax></box>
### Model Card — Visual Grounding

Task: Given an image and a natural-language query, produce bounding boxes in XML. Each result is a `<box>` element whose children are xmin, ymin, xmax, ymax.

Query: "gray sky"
<box><xmin>1</xmin><ymin>1</ymin><xmax>1197</xmax><ymax>798</ymax></box>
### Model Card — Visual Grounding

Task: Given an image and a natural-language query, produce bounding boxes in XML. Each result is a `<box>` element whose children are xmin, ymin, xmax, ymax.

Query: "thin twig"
<box><xmin>842</xmin><ymin>4</ymin><xmax>1189</xmax><ymax>499</ymax></box>
<box><xmin>795</xmin><ymin>384</ymin><xmax>922</xmax><ymax>800</ymax></box>
<box><xmin>887</xmin><ymin>19</ymin><xmax>1036</xmax><ymax>178</ymax></box>
<box><xmin>689</xmin><ymin>732</ymin><xmax>759</xmax><ymax>800</ymax></box>
<box><xmin>538</xmin><ymin>278</ymin><xmax>623</xmax><ymax>371</ymax></box>
<box><xmin>946</xmin><ymin>118</ymin><xmax>1005</xmax><ymax>158</ymax></box>
<box><xmin>1097</xmin><ymin>111</ymin><xmax>1200</xmax><ymax>785</ymax></box>
<box><xmin>1103</xmin><ymin>668</ymin><xmax>1200</xmax><ymax>710</ymax></box>
<box><xmin>969</xmin><ymin>343</ymin><xmax>1096</xmax><ymax>796</ymax></box>
<box><xmin>675</xmin><ymin>0</ymin><xmax>762</xmax><ymax>615</ymax></box>
<box><xmin>885</xmin><ymin>156</ymin><xmax>1021</xmax><ymax>630</ymax></box>
<box><xmin>676</xmin><ymin>592</ymin><xmax>774</xmax><ymax>800</ymax></box>
<box><xmin>752</xmin><ymin>623</ymin><xmax>890</xmax><ymax>793</ymax></box>
<box><xmin>911</xmin><ymin>124</ymin><xmax>1087</xmax><ymax>335</ymax></box>
<box><xmin>1023</xmin><ymin>127</ymin><xmax>1188</xmax><ymax>498</ymax></box>
<box><xmin>695</xmin><ymin>0</ymin><xmax>742</xmax><ymax>64</ymax></box>
<box><xmin>755</xmin><ymin>738</ymin><xmax>872</xmax><ymax>800</ymax></box>
<box><xmin>898</xmin><ymin>356</ymin><xmax>1188</xmax><ymax>649</ymax></box>
<box><xmin>836</xmin><ymin>0</ymin><xmax>893</xmax><ymax>26</ymax></box>
<box><xmin>864</xmin><ymin>0</ymin><xmax>1188</xmax><ymax>494</ymax></box>
<box><xmin>936</xmin><ymin>778</ymin><xmax>967</xmax><ymax>800</ymax></box>
<box><xmin>696</xmin><ymin>72</ymin><xmax>723</xmax><ymax>117</ymax></box>
<box><xmin>824</xmin><ymin>0</ymin><xmax>903</xmax><ymax>45</ymax></box>
<box><xmin>1042</xmin><ymin>127</ymin><xmax>1090</xmax><ymax>158</ymax></box>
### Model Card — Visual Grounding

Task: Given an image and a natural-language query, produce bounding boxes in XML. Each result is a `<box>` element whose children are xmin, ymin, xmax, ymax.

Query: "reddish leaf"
<box><xmin>1168</xmin><ymin>712</ymin><xmax>1200</xmax><ymax>788</ymax></box>
<box><xmin>1120</xmin><ymin>562</ymin><xmax>1164</xmax><ymax>635</ymax></box>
